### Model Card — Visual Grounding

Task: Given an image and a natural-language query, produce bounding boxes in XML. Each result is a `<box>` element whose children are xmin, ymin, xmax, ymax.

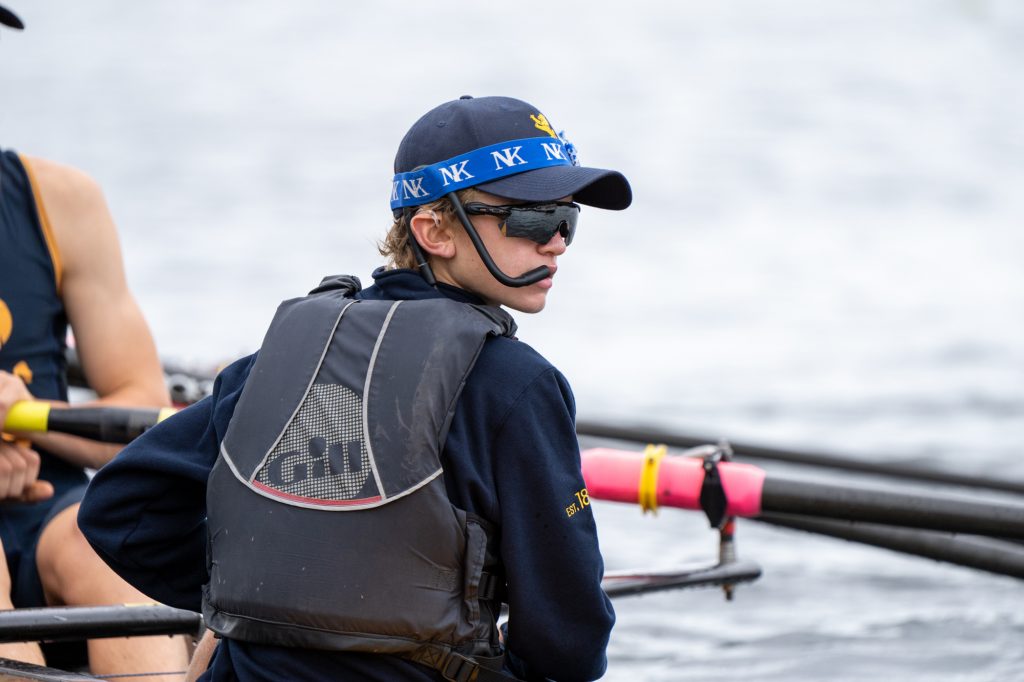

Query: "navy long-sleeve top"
<box><xmin>78</xmin><ymin>268</ymin><xmax>614</xmax><ymax>682</ymax></box>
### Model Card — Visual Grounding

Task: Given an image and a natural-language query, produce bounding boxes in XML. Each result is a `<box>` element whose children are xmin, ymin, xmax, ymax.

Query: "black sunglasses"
<box><xmin>462</xmin><ymin>201</ymin><xmax>580</xmax><ymax>246</ymax></box>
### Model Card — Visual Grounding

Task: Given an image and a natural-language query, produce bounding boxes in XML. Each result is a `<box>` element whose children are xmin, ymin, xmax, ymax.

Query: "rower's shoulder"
<box><xmin>19</xmin><ymin>155</ymin><xmax>117</xmax><ymax>267</ymax></box>
<box><xmin>20</xmin><ymin>155</ymin><xmax>105</xmax><ymax>208</ymax></box>
<box><xmin>212</xmin><ymin>354</ymin><xmax>258</xmax><ymax>398</ymax></box>
<box><xmin>472</xmin><ymin>335</ymin><xmax>570</xmax><ymax>398</ymax></box>
<box><xmin>485</xmin><ymin>333</ymin><xmax>555</xmax><ymax>369</ymax></box>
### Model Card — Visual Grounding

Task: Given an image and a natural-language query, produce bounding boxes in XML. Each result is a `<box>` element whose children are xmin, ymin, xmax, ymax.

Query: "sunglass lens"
<box><xmin>558</xmin><ymin>218</ymin><xmax>576</xmax><ymax>246</ymax></box>
<box><xmin>504</xmin><ymin>204</ymin><xmax>579</xmax><ymax>245</ymax></box>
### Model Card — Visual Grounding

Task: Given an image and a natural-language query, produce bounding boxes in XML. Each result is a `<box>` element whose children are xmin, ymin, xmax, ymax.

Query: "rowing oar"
<box><xmin>601</xmin><ymin>560</ymin><xmax>762</xmax><ymax>597</ymax></box>
<box><xmin>581</xmin><ymin>447</ymin><xmax>1024</xmax><ymax>540</ymax></box>
<box><xmin>2</xmin><ymin>401</ymin><xmax>176</xmax><ymax>444</ymax></box>
<box><xmin>0</xmin><ymin>604</ymin><xmax>202</xmax><ymax>643</ymax></box>
<box><xmin>576</xmin><ymin>419</ymin><xmax>1024</xmax><ymax>496</ymax></box>
<box><xmin>0</xmin><ymin>658</ymin><xmax>100</xmax><ymax>681</ymax></box>
<box><xmin>756</xmin><ymin>513</ymin><xmax>1024</xmax><ymax>579</ymax></box>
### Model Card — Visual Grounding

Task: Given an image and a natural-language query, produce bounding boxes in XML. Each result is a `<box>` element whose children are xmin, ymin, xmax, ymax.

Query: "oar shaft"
<box><xmin>0</xmin><ymin>604</ymin><xmax>202</xmax><ymax>643</ymax></box>
<box><xmin>601</xmin><ymin>559</ymin><xmax>762</xmax><ymax>598</ymax></box>
<box><xmin>758</xmin><ymin>513</ymin><xmax>1024</xmax><ymax>579</ymax></box>
<box><xmin>761</xmin><ymin>477</ymin><xmax>1024</xmax><ymax>539</ymax></box>
<box><xmin>3</xmin><ymin>401</ymin><xmax>175</xmax><ymax>444</ymax></box>
<box><xmin>576</xmin><ymin>420</ymin><xmax>1024</xmax><ymax>495</ymax></box>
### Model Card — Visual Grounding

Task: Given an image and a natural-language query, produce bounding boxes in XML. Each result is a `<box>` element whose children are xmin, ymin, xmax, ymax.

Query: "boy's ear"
<box><xmin>409</xmin><ymin>210</ymin><xmax>457</xmax><ymax>259</ymax></box>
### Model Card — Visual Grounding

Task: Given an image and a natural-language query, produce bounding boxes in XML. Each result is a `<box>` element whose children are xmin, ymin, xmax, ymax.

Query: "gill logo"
<box><xmin>531</xmin><ymin>114</ymin><xmax>558</xmax><ymax>139</ymax></box>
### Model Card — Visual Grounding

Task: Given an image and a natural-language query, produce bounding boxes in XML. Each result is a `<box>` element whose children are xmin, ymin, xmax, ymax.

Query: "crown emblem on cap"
<box><xmin>530</xmin><ymin>114</ymin><xmax>558</xmax><ymax>139</ymax></box>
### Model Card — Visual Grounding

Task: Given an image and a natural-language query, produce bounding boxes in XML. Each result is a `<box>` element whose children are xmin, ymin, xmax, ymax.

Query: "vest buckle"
<box><xmin>478</xmin><ymin>570</ymin><xmax>507</xmax><ymax>602</ymax></box>
<box><xmin>441</xmin><ymin>652</ymin><xmax>479</xmax><ymax>682</ymax></box>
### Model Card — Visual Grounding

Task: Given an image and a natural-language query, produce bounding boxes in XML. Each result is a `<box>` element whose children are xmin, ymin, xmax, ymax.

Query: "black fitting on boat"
<box><xmin>703</xmin><ymin>441</ymin><xmax>739</xmax><ymax>601</ymax></box>
<box><xmin>699</xmin><ymin>443</ymin><xmax>730</xmax><ymax>529</ymax></box>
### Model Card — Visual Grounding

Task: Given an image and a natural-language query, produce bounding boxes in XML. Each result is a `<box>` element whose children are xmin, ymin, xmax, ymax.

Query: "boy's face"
<box><xmin>442</xmin><ymin>191</ymin><xmax>571</xmax><ymax>314</ymax></box>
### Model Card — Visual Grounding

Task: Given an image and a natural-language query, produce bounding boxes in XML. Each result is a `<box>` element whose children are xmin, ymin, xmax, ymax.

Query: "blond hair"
<box><xmin>377</xmin><ymin>188</ymin><xmax>482</xmax><ymax>270</ymax></box>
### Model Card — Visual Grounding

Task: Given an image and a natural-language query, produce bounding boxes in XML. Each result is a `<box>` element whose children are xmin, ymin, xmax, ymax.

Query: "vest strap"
<box><xmin>407</xmin><ymin>647</ymin><xmax>520</xmax><ymax>682</ymax></box>
<box><xmin>477</xmin><ymin>571</ymin><xmax>506</xmax><ymax>602</ymax></box>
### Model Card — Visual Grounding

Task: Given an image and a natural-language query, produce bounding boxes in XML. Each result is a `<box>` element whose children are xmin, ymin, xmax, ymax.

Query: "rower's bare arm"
<box><xmin>21</xmin><ymin>157</ymin><xmax>168</xmax><ymax>468</ymax></box>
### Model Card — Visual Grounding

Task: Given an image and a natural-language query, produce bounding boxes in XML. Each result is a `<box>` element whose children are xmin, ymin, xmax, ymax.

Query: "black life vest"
<box><xmin>203</xmin><ymin>275</ymin><xmax>519</xmax><ymax>681</ymax></box>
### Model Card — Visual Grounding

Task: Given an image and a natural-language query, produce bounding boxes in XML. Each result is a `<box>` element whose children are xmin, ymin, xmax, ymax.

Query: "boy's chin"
<box><xmin>502</xmin><ymin>297</ymin><xmax>547</xmax><ymax>315</ymax></box>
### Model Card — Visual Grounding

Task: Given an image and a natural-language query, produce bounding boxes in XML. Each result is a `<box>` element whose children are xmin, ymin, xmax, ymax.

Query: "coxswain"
<box><xmin>79</xmin><ymin>94</ymin><xmax>632</xmax><ymax>681</ymax></box>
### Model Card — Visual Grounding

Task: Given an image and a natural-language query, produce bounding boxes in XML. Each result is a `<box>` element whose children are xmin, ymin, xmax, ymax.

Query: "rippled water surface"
<box><xmin>3</xmin><ymin>2</ymin><xmax>1023</xmax><ymax>679</ymax></box>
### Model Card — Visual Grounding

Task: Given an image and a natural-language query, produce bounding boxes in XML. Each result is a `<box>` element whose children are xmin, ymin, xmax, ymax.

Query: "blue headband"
<box><xmin>390</xmin><ymin>136</ymin><xmax>575</xmax><ymax>210</ymax></box>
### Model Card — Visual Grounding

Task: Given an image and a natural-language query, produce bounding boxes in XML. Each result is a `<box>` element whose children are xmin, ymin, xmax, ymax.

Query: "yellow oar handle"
<box><xmin>3</xmin><ymin>401</ymin><xmax>52</xmax><ymax>433</ymax></box>
<box><xmin>3</xmin><ymin>401</ymin><xmax>178</xmax><ymax>444</ymax></box>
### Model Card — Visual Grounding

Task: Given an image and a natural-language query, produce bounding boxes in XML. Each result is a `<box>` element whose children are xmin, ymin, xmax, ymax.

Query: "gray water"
<box><xmin>3</xmin><ymin>1</ymin><xmax>1023</xmax><ymax>679</ymax></box>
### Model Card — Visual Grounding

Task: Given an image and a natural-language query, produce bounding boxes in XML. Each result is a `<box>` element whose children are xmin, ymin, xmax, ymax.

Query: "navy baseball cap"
<box><xmin>391</xmin><ymin>96</ymin><xmax>631</xmax><ymax>213</ymax></box>
<box><xmin>0</xmin><ymin>4</ymin><xmax>23</xmax><ymax>29</ymax></box>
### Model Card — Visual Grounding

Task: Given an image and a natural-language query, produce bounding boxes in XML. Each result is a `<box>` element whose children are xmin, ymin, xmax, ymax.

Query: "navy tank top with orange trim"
<box><xmin>1</xmin><ymin>149</ymin><xmax>86</xmax><ymax>499</ymax></box>
<box><xmin>0</xmin><ymin>149</ymin><xmax>68</xmax><ymax>402</ymax></box>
